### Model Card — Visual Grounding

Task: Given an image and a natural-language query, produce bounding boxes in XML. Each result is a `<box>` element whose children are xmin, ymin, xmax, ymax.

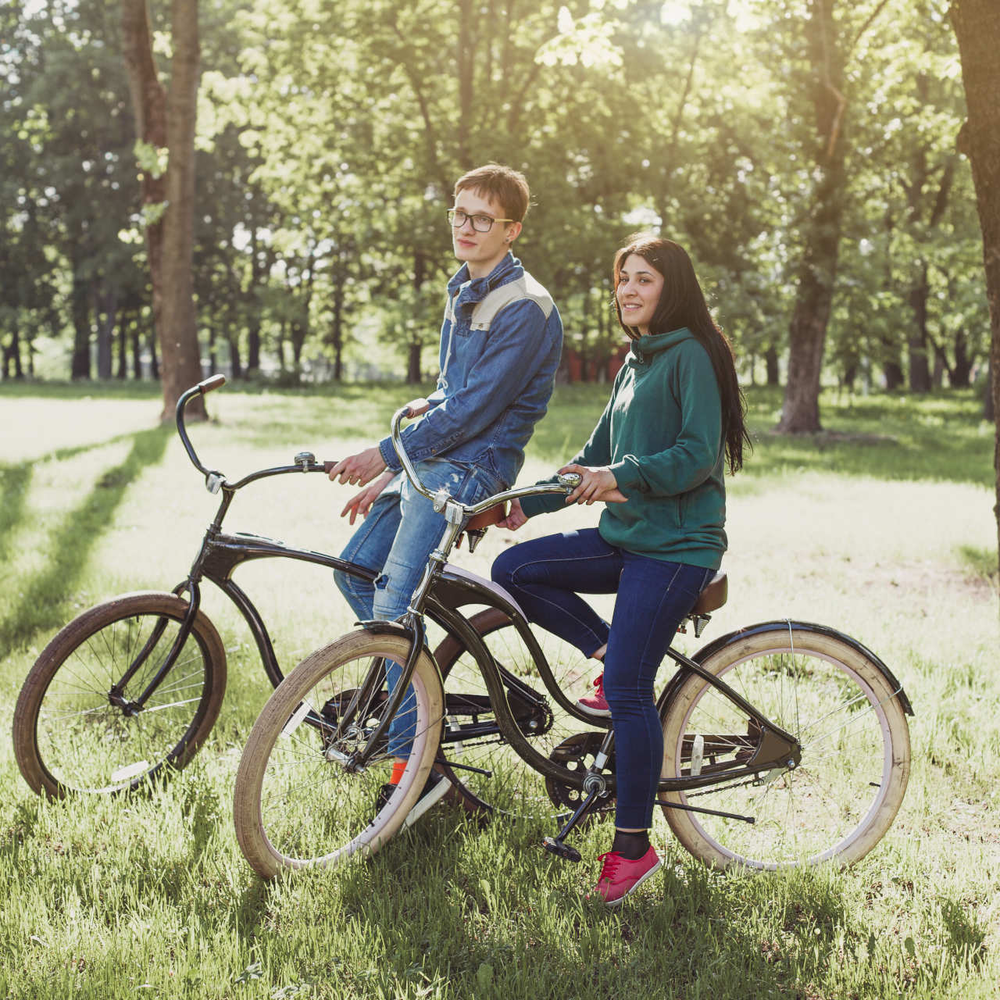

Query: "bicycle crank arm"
<box><xmin>655</xmin><ymin>798</ymin><xmax>755</xmax><ymax>824</ymax></box>
<box><xmin>542</xmin><ymin>786</ymin><xmax>610</xmax><ymax>864</ymax></box>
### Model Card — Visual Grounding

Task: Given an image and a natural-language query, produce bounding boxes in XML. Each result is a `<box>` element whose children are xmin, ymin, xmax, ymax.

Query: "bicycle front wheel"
<box><xmin>660</xmin><ymin>624</ymin><xmax>910</xmax><ymax>869</ymax></box>
<box><xmin>233</xmin><ymin>630</ymin><xmax>444</xmax><ymax>880</ymax></box>
<box><xmin>13</xmin><ymin>592</ymin><xmax>227</xmax><ymax>798</ymax></box>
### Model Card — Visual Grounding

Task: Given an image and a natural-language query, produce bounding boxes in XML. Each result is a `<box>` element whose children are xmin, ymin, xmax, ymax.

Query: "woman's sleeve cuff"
<box><xmin>609</xmin><ymin>458</ymin><xmax>643</xmax><ymax>491</ymax></box>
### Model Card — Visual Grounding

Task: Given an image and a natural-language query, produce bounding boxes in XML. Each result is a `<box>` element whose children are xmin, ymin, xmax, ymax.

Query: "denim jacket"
<box><xmin>378</xmin><ymin>253</ymin><xmax>563</xmax><ymax>488</ymax></box>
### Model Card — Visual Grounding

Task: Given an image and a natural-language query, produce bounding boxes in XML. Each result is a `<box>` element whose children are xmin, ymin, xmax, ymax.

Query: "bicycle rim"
<box><xmin>14</xmin><ymin>593</ymin><xmax>225</xmax><ymax>797</ymax></box>
<box><xmin>233</xmin><ymin>631</ymin><xmax>443</xmax><ymax>879</ymax></box>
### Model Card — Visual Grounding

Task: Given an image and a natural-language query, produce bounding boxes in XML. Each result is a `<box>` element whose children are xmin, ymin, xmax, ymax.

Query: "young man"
<box><xmin>328</xmin><ymin>163</ymin><xmax>563</xmax><ymax>819</ymax></box>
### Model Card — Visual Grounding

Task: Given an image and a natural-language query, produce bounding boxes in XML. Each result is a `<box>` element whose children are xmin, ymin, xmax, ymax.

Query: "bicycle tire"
<box><xmin>660</xmin><ymin>624</ymin><xmax>911</xmax><ymax>869</ymax></box>
<box><xmin>13</xmin><ymin>591</ymin><xmax>227</xmax><ymax>798</ymax></box>
<box><xmin>233</xmin><ymin>630</ymin><xmax>444</xmax><ymax>879</ymax></box>
<box><xmin>432</xmin><ymin>608</ymin><xmax>612</xmax><ymax>821</ymax></box>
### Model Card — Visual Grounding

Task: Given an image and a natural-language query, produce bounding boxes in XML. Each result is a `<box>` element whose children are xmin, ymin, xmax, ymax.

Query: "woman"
<box><xmin>491</xmin><ymin>234</ymin><xmax>751</xmax><ymax>906</ymax></box>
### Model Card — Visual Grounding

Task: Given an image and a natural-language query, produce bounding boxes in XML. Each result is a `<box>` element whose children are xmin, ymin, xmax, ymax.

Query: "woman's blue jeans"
<box><xmin>491</xmin><ymin>528</ymin><xmax>714</xmax><ymax>829</ymax></box>
<box><xmin>334</xmin><ymin>458</ymin><xmax>502</xmax><ymax>756</ymax></box>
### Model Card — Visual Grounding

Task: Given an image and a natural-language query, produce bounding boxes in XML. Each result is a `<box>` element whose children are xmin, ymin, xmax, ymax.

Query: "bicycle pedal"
<box><xmin>542</xmin><ymin>836</ymin><xmax>581</xmax><ymax>863</ymax></box>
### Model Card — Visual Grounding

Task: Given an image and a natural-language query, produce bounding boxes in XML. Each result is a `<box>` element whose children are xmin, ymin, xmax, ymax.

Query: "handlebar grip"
<box><xmin>403</xmin><ymin>398</ymin><xmax>430</xmax><ymax>418</ymax></box>
<box><xmin>199</xmin><ymin>374</ymin><xmax>227</xmax><ymax>394</ymax></box>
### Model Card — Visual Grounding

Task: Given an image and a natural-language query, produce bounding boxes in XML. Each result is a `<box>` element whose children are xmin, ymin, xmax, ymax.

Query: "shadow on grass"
<box><xmin>245</xmin><ymin>815</ymin><xmax>961</xmax><ymax>999</ymax></box>
<box><xmin>0</xmin><ymin>461</ymin><xmax>32</xmax><ymax>563</ymax></box>
<box><xmin>0</xmin><ymin>424</ymin><xmax>171</xmax><ymax>655</ymax></box>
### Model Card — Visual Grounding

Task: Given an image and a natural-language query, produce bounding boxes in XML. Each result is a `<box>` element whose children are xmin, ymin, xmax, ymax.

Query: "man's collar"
<box><xmin>448</xmin><ymin>253</ymin><xmax>518</xmax><ymax>299</ymax></box>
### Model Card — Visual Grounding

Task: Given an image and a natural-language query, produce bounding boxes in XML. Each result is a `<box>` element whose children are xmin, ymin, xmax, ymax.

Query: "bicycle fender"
<box><xmin>686</xmin><ymin>619</ymin><xmax>914</xmax><ymax>717</ymax></box>
<box><xmin>356</xmin><ymin>619</ymin><xmax>441</xmax><ymax>683</ymax></box>
<box><xmin>430</xmin><ymin>564</ymin><xmax>528</xmax><ymax>622</ymax></box>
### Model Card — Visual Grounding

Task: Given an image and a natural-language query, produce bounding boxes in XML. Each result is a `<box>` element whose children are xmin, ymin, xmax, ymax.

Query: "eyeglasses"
<box><xmin>447</xmin><ymin>209</ymin><xmax>515</xmax><ymax>233</ymax></box>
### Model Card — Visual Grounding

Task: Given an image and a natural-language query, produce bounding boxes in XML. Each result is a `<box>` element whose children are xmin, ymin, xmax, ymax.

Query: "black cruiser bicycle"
<box><xmin>11</xmin><ymin>376</ymin><xmax>610</xmax><ymax>801</ymax></box>
<box><xmin>231</xmin><ymin>400</ymin><xmax>914</xmax><ymax>880</ymax></box>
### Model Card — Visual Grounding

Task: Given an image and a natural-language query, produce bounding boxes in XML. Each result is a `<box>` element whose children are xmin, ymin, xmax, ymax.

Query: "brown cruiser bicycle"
<box><xmin>231</xmin><ymin>399</ymin><xmax>914</xmax><ymax>880</ymax></box>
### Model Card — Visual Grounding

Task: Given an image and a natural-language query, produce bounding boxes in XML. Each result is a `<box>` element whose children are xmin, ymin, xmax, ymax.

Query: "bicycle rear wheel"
<box><xmin>433</xmin><ymin>608</ymin><xmax>612</xmax><ymax>821</ymax></box>
<box><xmin>660</xmin><ymin>624</ymin><xmax>910</xmax><ymax>869</ymax></box>
<box><xmin>233</xmin><ymin>630</ymin><xmax>444</xmax><ymax>880</ymax></box>
<box><xmin>13</xmin><ymin>592</ymin><xmax>227</xmax><ymax>798</ymax></box>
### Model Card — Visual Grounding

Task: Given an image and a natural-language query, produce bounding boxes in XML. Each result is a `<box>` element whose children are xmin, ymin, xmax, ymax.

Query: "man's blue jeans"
<box><xmin>491</xmin><ymin>528</ymin><xmax>714</xmax><ymax>829</ymax></box>
<box><xmin>335</xmin><ymin>458</ymin><xmax>503</xmax><ymax>756</ymax></box>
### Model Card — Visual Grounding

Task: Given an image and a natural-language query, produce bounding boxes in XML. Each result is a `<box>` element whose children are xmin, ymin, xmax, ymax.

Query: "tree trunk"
<box><xmin>149</xmin><ymin>323</ymin><xmax>159</xmax><ymax>379</ymax></box>
<box><xmin>95</xmin><ymin>283</ymin><xmax>117</xmax><ymax>380</ymax></box>
<box><xmin>952</xmin><ymin>328</ymin><xmax>972</xmax><ymax>387</ymax></box>
<box><xmin>227</xmin><ymin>330</ymin><xmax>242</xmax><ymax>379</ymax></box>
<box><xmin>456</xmin><ymin>0</ymin><xmax>474</xmax><ymax>171</ymax></box>
<box><xmin>950</xmin><ymin>0</ymin><xmax>1000</xmax><ymax>583</ymax></box>
<box><xmin>70</xmin><ymin>268</ymin><xmax>91</xmax><ymax>380</ymax></box>
<box><xmin>132</xmin><ymin>321</ymin><xmax>142</xmax><ymax>379</ymax></box>
<box><xmin>330</xmin><ymin>265</ymin><xmax>345</xmax><ymax>381</ymax></box>
<box><xmin>245</xmin><ymin>227</ymin><xmax>264</xmax><ymax>373</ymax></box>
<box><xmin>883</xmin><ymin>359</ymin><xmax>904</xmax><ymax>390</ymax></box>
<box><xmin>70</xmin><ymin>236</ymin><xmax>92</xmax><ymax>379</ymax></box>
<box><xmin>121</xmin><ymin>0</ymin><xmax>205</xmax><ymax>420</ymax></box>
<box><xmin>777</xmin><ymin>0</ymin><xmax>848</xmax><ymax>433</ymax></box>
<box><xmin>407</xmin><ymin>340</ymin><xmax>421</xmax><ymax>383</ymax></box>
<box><xmin>765</xmin><ymin>346</ymin><xmax>779</xmax><ymax>386</ymax></box>
<box><xmin>907</xmin><ymin>265</ymin><xmax>932</xmax><ymax>392</ymax></box>
<box><xmin>3</xmin><ymin>327</ymin><xmax>24</xmax><ymax>379</ymax></box>
<box><xmin>116</xmin><ymin>309</ymin><xmax>128</xmax><ymax>379</ymax></box>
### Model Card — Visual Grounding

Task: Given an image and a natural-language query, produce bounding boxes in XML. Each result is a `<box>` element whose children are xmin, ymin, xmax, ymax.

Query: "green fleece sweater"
<box><xmin>520</xmin><ymin>327</ymin><xmax>727</xmax><ymax>569</ymax></box>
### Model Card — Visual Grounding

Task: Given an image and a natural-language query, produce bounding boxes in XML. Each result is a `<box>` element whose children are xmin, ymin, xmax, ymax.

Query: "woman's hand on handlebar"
<box><xmin>559</xmin><ymin>464</ymin><xmax>628</xmax><ymax>505</ymax></box>
<box><xmin>496</xmin><ymin>497</ymin><xmax>528</xmax><ymax>531</ymax></box>
<box><xmin>328</xmin><ymin>446</ymin><xmax>387</xmax><ymax>487</ymax></box>
<box><xmin>341</xmin><ymin>470</ymin><xmax>394</xmax><ymax>524</ymax></box>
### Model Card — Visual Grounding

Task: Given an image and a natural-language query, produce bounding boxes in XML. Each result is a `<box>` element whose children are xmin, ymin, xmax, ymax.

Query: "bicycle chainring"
<box><xmin>545</xmin><ymin>731</ymin><xmax>616</xmax><ymax>817</ymax></box>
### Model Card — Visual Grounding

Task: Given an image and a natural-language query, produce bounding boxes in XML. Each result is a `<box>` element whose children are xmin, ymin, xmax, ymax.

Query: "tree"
<box><xmin>949</xmin><ymin>0</ymin><xmax>1000</xmax><ymax>581</ymax></box>
<box><xmin>121</xmin><ymin>0</ymin><xmax>204</xmax><ymax>418</ymax></box>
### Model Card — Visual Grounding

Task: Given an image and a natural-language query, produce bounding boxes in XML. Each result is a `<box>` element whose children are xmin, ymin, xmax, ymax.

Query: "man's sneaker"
<box><xmin>577</xmin><ymin>673</ymin><xmax>611</xmax><ymax>717</ymax></box>
<box><xmin>374</xmin><ymin>770</ymin><xmax>452</xmax><ymax>826</ymax></box>
<box><xmin>590</xmin><ymin>847</ymin><xmax>662</xmax><ymax>907</ymax></box>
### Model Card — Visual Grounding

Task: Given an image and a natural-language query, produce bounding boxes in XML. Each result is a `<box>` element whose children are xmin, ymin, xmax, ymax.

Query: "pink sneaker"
<box><xmin>591</xmin><ymin>847</ymin><xmax>662</xmax><ymax>906</ymax></box>
<box><xmin>577</xmin><ymin>673</ymin><xmax>611</xmax><ymax>717</ymax></box>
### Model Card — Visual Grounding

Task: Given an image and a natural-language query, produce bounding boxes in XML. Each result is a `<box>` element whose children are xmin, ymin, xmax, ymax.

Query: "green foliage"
<box><xmin>0</xmin><ymin>0</ymin><xmax>991</xmax><ymax>394</ymax></box>
<box><xmin>133</xmin><ymin>139</ymin><xmax>169</xmax><ymax>180</ymax></box>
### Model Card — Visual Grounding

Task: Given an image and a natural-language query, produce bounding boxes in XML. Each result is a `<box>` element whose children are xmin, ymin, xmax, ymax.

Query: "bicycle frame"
<box><xmin>342</xmin><ymin>400</ymin><xmax>805</xmax><ymax>799</ymax></box>
<box><xmin>115</xmin><ymin>376</ymin><xmax>378</xmax><ymax>715</ymax></box>
<box><xmin>426</xmin><ymin>565</ymin><xmax>804</xmax><ymax>796</ymax></box>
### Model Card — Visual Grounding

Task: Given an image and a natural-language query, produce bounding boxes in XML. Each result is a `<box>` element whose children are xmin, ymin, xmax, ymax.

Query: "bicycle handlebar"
<box><xmin>389</xmin><ymin>403</ymin><xmax>581</xmax><ymax>518</ymax></box>
<box><xmin>175</xmin><ymin>374</ymin><xmax>334</xmax><ymax>495</ymax></box>
<box><xmin>175</xmin><ymin>374</ymin><xmax>228</xmax><ymax>480</ymax></box>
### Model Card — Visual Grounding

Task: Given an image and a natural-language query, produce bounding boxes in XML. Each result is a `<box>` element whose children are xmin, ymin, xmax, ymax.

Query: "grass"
<box><xmin>0</xmin><ymin>380</ymin><xmax>998</xmax><ymax>999</ymax></box>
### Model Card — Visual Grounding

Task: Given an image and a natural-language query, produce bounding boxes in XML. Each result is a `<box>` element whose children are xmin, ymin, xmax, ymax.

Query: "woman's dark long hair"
<box><xmin>613</xmin><ymin>234</ymin><xmax>752</xmax><ymax>474</ymax></box>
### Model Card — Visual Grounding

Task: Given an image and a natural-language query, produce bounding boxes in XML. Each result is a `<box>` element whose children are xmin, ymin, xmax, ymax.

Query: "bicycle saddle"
<box><xmin>692</xmin><ymin>572</ymin><xmax>727</xmax><ymax>615</ymax></box>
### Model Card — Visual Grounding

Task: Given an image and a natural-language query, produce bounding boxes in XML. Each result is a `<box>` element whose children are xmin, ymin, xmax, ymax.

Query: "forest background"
<box><xmin>2</xmin><ymin>0</ymin><xmax>993</xmax><ymax>412</ymax></box>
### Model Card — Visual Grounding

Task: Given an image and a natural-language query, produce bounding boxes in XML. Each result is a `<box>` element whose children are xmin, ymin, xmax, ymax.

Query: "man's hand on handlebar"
<box><xmin>328</xmin><ymin>446</ymin><xmax>387</xmax><ymax>488</ymax></box>
<box><xmin>496</xmin><ymin>497</ymin><xmax>528</xmax><ymax>531</ymax></box>
<box><xmin>340</xmin><ymin>470</ymin><xmax>394</xmax><ymax>524</ymax></box>
<box><xmin>559</xmin><ymin>464</ymin><xmax>628</xmax><ymax>505</ymax></box>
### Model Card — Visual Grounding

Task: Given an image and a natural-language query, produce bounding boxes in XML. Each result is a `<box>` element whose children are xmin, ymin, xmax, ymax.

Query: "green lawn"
<box><xmin>0</xmin><ymin>381</ymin><xmax>997</xmax><ymax>999</ymax></box>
